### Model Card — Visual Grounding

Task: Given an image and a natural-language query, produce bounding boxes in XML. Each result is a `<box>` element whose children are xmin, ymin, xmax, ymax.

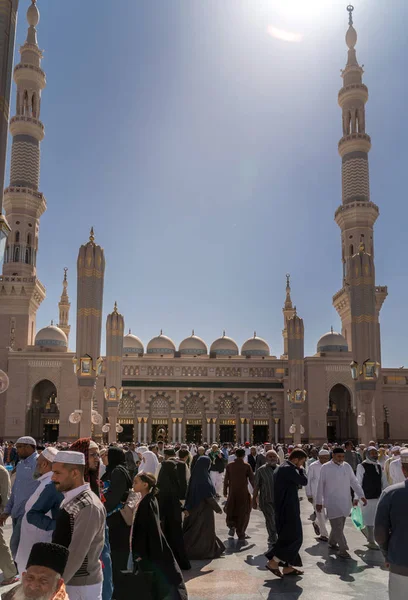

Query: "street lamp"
<box><xmin>70</xmin><ymin>355</ymin><xmax>103</xmax><ymax>426</ymax></box>
<box><xmin>350</xmin><ymin>358</ymin><xmax>380</xmax><ymax>442</ymax></box>
<box><xmin>287</xmin><ymin>389</ymin><xmax>307</xmax><ymax>443</ymax></box>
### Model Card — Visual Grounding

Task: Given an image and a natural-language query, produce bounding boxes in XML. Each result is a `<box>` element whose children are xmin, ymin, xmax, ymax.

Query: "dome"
<box><xmin>210</xmin><ymin>332</ymin><xmax>239</xmax><ymax>357</ymax></box>
<box><xmin>241</xmin><ymin>333</ymin><xmax>270</xmax><ymax>357</ymax></box>
<box><xmin>35</xmin><ymin>324</ymin><xmax>67</xmax><ymax>349</ymax></box>
<box><xmin>179</xmin><ymin>331</ymin><xmax>207</xmax><ymax>356</ymax></box>
<box><xmin>317</xmin><ymin>329</ymin><xmax>348</xmax><ymax>353</ymax></box>
<box><xmin>123</xmin><ymin>331</ymin><xmax>144</xmax><ymax>355</ymax></box>
<box><xmin>147</xmin><ymin>331</ymin><xmax>176</xmax><ymax>355</ymax></box>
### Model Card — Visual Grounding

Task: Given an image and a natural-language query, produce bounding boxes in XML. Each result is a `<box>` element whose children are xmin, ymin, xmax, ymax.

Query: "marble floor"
<box><xmin>0</xmin><ymin>492</ymin><xmax>389</xmax><ymax>599</ymax></box>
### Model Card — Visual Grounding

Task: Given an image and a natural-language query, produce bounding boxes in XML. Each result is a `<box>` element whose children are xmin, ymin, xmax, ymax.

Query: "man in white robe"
<box><xmin>356</xmin><ymin>446</ymin><xmax>384</xmax><ymax>549</ymax></box>
<box><xmin>384</xmin><ymin>447</ymin><xmax>401</xmax><ymax>486</ymax></box>
<box><xmin>316</xmin><ymin>447</ymin><xmax>366</xmax><ymax>559</ymax></box>
<box><xmin>15</xmin><ymin>447</ymin><xmax>61</xmax><ymax>575</ymax></box>
<box><xmin>306</xmin><ymin>449</ymin><xmax>330</xmax><ymax>541</ymax></box>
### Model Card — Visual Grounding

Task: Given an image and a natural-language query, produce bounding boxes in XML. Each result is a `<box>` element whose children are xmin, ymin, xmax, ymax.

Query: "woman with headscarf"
<box><xmin>183</xmin><ymin>456</ymin><xmax>225</xmax><ymax>560</ymax></box>
<box><xmin>139</xmin><ymin>450</ymin><xmax>160</xmax><ymax>477</ymax></box>
<box><xmin>101</xmin><ymin>447</ymin><xmax>133</xmax><ymax>597</ymax></box>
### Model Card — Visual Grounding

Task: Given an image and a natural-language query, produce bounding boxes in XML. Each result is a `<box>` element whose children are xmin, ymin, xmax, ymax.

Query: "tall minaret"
<box><xmin>75</xmin><ymin>228</ymin><xmax>105</xmax><ymax>437</ymax></box>
<box><xmin>332</xmin><ymin>5</ymin><xmax>387</xmax><ymax>354</ymax></box>
<box><xmin>282</xmin><ymin>274</ymin><xmax>296</xmax><ymax>358</ymax></box>
<box><xmin>105</xmin><ymin>302</ymin><xmax>124</xmax><ymax>443</ymax></box>
<box><xmin>0</xmin><ymin>0</ymin><xmax>46</xmax><ymax>357</ymax></box>
<box><xmin>58</xmin><ymin>267</ymin><xmax>70</xmax><ymax>343</ymax></box>
<box><xmin>286</xmin><ymin>312</ymin><xmax>306</xmax><ymax>444</ymax></box>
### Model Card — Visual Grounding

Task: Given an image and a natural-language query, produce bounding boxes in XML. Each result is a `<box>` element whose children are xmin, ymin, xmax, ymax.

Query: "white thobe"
<box><xmin>15</xmin><ymin>471</ymin><xmax>54</xmax><ymax>575</ymax></box>
<box><xmin>315</xmin><ymin>460</ymin><xmax>365</xmax><ymax>520</ymax></box>
<box><xmin>356</xmin><ymin>461</ymin><xmax>383</xmax><ymax>527</ymax></box>
<box><xmin>306</xmin><ymin>461</ymin><xmax>324</xmax><ymax>500</ymax></box>
<box><xmin>389</xmin><ymin>459</ymin><xmax>405</xmax><ymax>486</ymax></box>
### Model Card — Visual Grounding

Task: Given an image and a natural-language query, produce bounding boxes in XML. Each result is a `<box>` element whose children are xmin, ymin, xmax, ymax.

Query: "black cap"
<box><xmin>27</xmin><ymin>542</ymin><xmax>69</xmax><ymax>576</ymax></box>
<box><xmin>332</xmin><ymin>447</ymin><xmax>345</xmax><ymax>454</ymax></box>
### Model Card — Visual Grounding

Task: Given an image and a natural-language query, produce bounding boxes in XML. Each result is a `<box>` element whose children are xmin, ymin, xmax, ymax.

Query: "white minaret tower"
<box><xmin>58</xmin><ymin>267</ymin><xmax>71</xmax><ymax>343</ymax></box>
<box><xmin>0</xmin><ymin>0</ymin><xmax>46</xmax><ymax>354</ymax></box>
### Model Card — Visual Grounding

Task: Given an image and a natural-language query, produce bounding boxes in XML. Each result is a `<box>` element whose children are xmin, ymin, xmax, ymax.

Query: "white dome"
<box><xmin>147</xmin><ymin>332</ymin><xmax>176</xmax><ymax>355</ymax></box>
<box><xmin>123</xmin><ymin>332</ymin><xmax>144</xmax><ymax>355</ymax></box>
<box><xmin>241</xmin><ymin>334</ymin><xmax>270</xmax><ymax>357</ymax></box>
<box><xmin>179</xmin><ymin>332</ymin><xmax>207</xmax><ymax>356</ymax></box>
<box><xmin>210</xmin><ymin>333</ymin><xmax>239</xmax><ymax>357</ymax></box>
<box><xmin>317</xmin><ymin>330</ymin><xmax>348</xmax><ymax>353</ymax></box>
<box><xmin>35</xmin><ymin>325</ymin><xmax>67</xmax><ymax>349</ymax></box>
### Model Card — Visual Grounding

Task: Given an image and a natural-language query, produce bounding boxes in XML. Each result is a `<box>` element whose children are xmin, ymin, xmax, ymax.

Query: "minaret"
<box><xmin>105</xmin><ymin>302</ymin><xmax>124</xmax><ymax>443</ymax></box>
<box><xmin>286</xmin><ymin>312</ymin><xmax>306</xmax><ymax>444</ymax></box>
<box><xmin>75</xmin><ymin>228</ymin><xmax>105</xmax><ymax>437</ymax></box>
<box><xmin>58</xmin><ymin>267</ymin><xmax>70</xmax><ymax>343</ymax></box>
<box><xmin>282</xmin><ymin>274</ymin><xmax>296</xmax><ymax>358</ymax></box>
<box><xmin>333</xmin><ymin>5</ymin><xmax>387</xmax><ymax>353</ymax></box>
<box><xmin>0</xmin><ymin>0</ymin><xmax>46</xmax><ymax>355</ymax></box>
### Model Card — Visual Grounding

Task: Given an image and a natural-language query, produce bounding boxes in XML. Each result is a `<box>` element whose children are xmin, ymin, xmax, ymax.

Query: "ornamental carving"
<box><xmin>184</xmin><ymin>397</ymin><xmax>202</xmax><ymax>415</ymax></box>
<box><xmin>147</xmin><ymin>366</ymin><xmax>174</xmax><ymax>377</ymax></box>
<box><xmin>181</xmin><ymin>366</ymin><xmax>208</xmax><ymax>377</ymax></box>
<box><xmin>219</xmin><ymin>398</ymin><xmax>236</xmax><ymax>415</ymax></box>
<box><xmin>151</xmin><ymin>396</ymin><xmax>170</xmax><ymax>416</ymax></box>
<box><xmin>215</xmin><ymin>367</ymin><xmax>241</xmax><ymax>377</ymax></box>
<box><xmin>249</xmin><ymin>367</ymin><xmax>275</xmax><ymax>378</ymax></box>
<box><xmin>119</xmin><ymin>392</ymin><xmax>136</xmax><ymax>416</ymax></box>
<box><xmin>123</xmin><ymin>366</ymin><xmax>139</xmax><ymax>377</ymax></box>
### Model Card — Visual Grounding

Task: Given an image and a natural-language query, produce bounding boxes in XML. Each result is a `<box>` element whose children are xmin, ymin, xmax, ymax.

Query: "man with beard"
<box><xmin>252</xmin><ymin>450</ymin><xmax>279</xmax><ymax>550</ymax></box>
<box><xmin>356</xmin><ymin>446</ymin><xmax>384</xmax><ymax>549</ymax></box>
<box><xmin>51</xmin><ymin>451</ymin><xmax>106</xmax><ymax>600</ymax></box>
<box><xmin>224</xmin><ymin>448</ymin><xmax>255</xmax><ymax>541</ymax></box>
<box><xmin>2</xmin><ymin>541</ymin><xmax>70</xmax><ymax>600</ymax></box>
<box><xmin>0</xmin><ymin>437</ymin><xmax>39</xmax><ymax>558</ymax></box>
<box><xmin>16</xmin><ymin>448</ymin><xmax>63</xmax><ymax>577</ymax></box>
<box><xmin>306</xmin><ymin>449</ymin><xmax>331</xmax><ymax>542</ymax></box>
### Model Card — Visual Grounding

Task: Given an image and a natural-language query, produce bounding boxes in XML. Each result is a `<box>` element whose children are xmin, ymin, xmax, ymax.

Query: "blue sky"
<box><xmin>8</xmin><ymin>0</ymin><xmax>408</xmax><ymax>366</ymax></box>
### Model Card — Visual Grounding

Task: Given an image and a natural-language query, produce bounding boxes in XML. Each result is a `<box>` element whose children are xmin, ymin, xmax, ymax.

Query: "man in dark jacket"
<box><xmin>375</xmin><ymin>450</ymin><xmax>408</xmax><ymax>599</ymax></box>
<box><xmin>124</xmin><ymin>442</ymin><xmax>139</xmax><ymax>480</ymax></box>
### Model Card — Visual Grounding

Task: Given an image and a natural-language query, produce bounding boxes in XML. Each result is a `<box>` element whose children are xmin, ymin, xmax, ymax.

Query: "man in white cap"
<box><xmin>306</xmin><ymin>449</ymin><xmax>330</xmax><ymax>541</ymax></box>
<box><xmin>51</xmin><ymin>451</ymin><xmax>105</xmax><ymax>600</ymax></box>
<box><xmin>356</xmin><ymin>446</ymin><xmax>384</xmax><ymax>549</ymax></box>
<box><xmin>16</xmin><ymin>447</ymin><xmax>63</xmax><ymax>575</ymax></box>
<box><xmin>0</xmin><ymin>436</ymin><xmax>39</xmax><ymax>557</ymax></box>
<box><xmin>384</xmin><ymin>446</ymin><xmax>401</xmax><ymax>486</ymax></box>
<box><xmin>388</xmin><ymin>449</ymin><xmax>406</xmax><ymax>486</ymax></box>
<box><xmin>375</xmin><ymin>449</ymin><xmax>408</xmax><ymax>599</ymax></box>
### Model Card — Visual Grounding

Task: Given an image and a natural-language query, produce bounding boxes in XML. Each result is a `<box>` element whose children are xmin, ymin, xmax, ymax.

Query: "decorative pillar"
<box><xmin>143</xmin><ymin>418</ymin><xmax>147</xmax><ymax>442</ymax></box>
<box><xmin>245</xmin><ymin>419</ymin><xmax>250</xmax><ymax>443</ymax></box>
<box><xmin>177</xmin><ymin>418</ymin><xmax>182</xmax><ymax>442</ymax></box>
<box><xmin>104</xmin><ymin>303</ymin><xmax>124</xmax><ymax>444</ymax></box>
<box><xmin>240</xmin><ymin>418</ymin><xmax>245</xmax><ymax>443</ymax></box>
<box><xmin>211</xmin><ymin>419</ymin><xmax>216</xmax><ymax>442</ymax></box>
<box><xmin>172</xmin><ymin>418</ymin><xmax>177</xmax><ymax>442</ymax></box>
<box><xmin>137</xmin><ymin>418</ymin><xmax>142</xmax><ymax>441</ymax></box>
<box><xmin>274</xmin><ymin>417</ymin><xmax>280</xmax><ymax>444</ymax></box>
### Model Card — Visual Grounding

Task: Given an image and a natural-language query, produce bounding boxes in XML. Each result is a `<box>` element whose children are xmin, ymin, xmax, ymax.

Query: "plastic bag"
<box><xmin>351</xmin><ymin>504</ymin><xmax>364</xmax><ymax>530</ymax></box>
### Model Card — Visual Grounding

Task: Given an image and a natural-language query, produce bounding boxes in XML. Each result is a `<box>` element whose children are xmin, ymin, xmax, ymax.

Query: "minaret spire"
<box><xmin>282</xmin><ymin>273</ymin><xmax>296</xmax><ymax>358</ymax></box>
<box><xmin>332</xmin><ymin>6</ymin><xmax>387</xmax><ymax>357</ymax></box>
<box><xmin>58</xmin><ymin>268</ymin><xmax>71</xmax><ymax>343</ymax></box>
<box><xmin>0</xmin><ymin>0</ymin><xmax>46</xmax><ymax>350</ymax></box>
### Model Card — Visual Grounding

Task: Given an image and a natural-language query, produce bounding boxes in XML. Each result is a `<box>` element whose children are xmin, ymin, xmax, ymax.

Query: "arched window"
<box><xmin>23</xmin><ymin>91</ymin><xmax>29</xmax><ymax>116</ymax></box>
<box><xmin>32</xmin><ymin>93</ymin><xmax>37</xmax><ymax>118</ymax></box>
<box><xmin>25</xmin><ymin>248</ymin><xmax>31</xmax><ymax>264</ymax></box>
<box><xmin>27</xmin><ymin>233</ymin><xmax>32</xmax><ymax>246</ymax></box>
<box><xmin>14</xmin><ymin>247</ymin><xmax>20</xmax><ymax>262</ymax></box>
<box><xmin>15</xmin><ymin>231</ymin><xmax>20</xmax><ymax>243</ymax></box>
<box><xmin>349</xmin><ymin>244</ymin><xmax>354</xmax><ymax>256</ymax></box>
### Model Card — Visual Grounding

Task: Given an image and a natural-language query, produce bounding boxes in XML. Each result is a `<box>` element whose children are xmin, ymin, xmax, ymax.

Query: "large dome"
<box><xmin>179</xmin><ymin>332</ymin><xmax>207</xmax><ymax>356</ymax></box>
<box><xmin>147</xmin><ymin>331</ymin><xmax>176</xmax><ymax>355</ymax></box>
<box><xmin>123</xmin><ymin>331</ymin><xmax>144</xmax><ymax>355</ymax></box>
<box><xmin>35</xmin><ymin>324</ymin><xmax>67</xmax><ymax>350</ymax></box>
<box><xmin>241</xmin><ymin>333</ymin><xmax>270</xmax><ymax>357</ymax></box>
<box><xmin>210</xmin><ymin>332</ymin><xmax>239</xmax><ymax>357</ymax></box>
<box><xmin>317</xmin><ymin>329</ymin><xmax>348</xmax><ymax>353</ymax></box>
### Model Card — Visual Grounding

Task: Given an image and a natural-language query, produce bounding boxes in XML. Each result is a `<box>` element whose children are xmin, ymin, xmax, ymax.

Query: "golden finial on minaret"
<box><xmin>192</xmin><ymin>329</ymin><xmax>195</xmax><ymax>336</ymax></box>
<box><xmin>113</xmin><ymin>301</ymin><xmax>118</xmax><ymax>313</ymax></box>
<box><xmin>347</xmin><ymin>4</ymin><xmax>354</xmax><ymax>26</ymax></box>
<box><xmin>63</xmin><ymin>267</ymin><xmax>68</xmax><ymax>282</ymax></box>
<box><xmin>89</xmin><ymin>227</ymin><xmax>95</xmax><ymax>244</ymax></box>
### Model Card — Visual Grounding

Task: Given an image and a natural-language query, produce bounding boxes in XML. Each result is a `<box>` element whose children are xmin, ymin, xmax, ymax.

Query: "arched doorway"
<box><xmin>327</xmin><ymin>384</ymin><xmax>357</xmax><ymax>443</ymax></box>
<box><xmin>28</xmin><ymin>380</ymin><xmax>59</xmax><ymax>442</ymax></box>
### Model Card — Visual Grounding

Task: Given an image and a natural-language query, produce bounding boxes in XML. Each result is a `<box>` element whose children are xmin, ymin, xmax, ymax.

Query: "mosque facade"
<box><xmin>0</xmin><ymin>3</ymin><xmax>406</xmax><ymax>445</ymax></box>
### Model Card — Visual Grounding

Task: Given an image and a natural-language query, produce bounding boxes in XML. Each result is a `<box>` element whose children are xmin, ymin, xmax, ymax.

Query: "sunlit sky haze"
<box><xmin>8</xmin><ymin>0</ymin><xmax>408</xmax><ymax>366</ymax></box>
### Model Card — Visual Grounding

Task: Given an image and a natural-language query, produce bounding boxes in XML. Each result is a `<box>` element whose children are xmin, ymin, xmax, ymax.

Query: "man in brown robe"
<box><xmin>223</xmin><ymin>448</ymin><xmax>255</xmax><ymax>541</ymax></box>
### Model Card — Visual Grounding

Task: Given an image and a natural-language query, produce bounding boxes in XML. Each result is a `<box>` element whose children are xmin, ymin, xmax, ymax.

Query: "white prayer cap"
<box><xmin>54</xmin><ymin>451</ymin><xmax>85</xmax><ymax>466</ymax></box>
<box><xmin>318</xmin><ymin>449</ymin><xmax>330</xmax><ymax>456</ymax></box>
<box><xmin>400</xmin><ymin>450</ymin><xmax>408</xmax><ymax>464</ymax></box>
<box><xmin>137</xmin><ymin>446</ymin><xmax>148</xmax><ymax>454</ymax></box>
<box><xmin>367</xmin><ymin>446</ymin><xmax>378</xmax><ymax>453</ymax></box>
<box><xmin>391</xmin><ymin>446</ymin><xmax>401</xmax><ymax>453</ymax></box>
<box><xmin>89</xmin><ymin>440</ymin><xmax>98</xmax><ymax>449</ymax></box>
<box><xmin>16</xmin><ymin>436</ymin><xmax>36</xmax><ymax>446</ymax></box>
<box><xmin>42</xmin><ymin>447</ymin><xmax>58</xmax><ymax>463</ymax></box>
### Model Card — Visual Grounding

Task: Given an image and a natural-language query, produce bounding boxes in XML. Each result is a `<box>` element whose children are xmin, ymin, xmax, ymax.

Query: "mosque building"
<box><xmin>0</xmin><ymin>2</ymin><xmax>406</xmax><ymax>445</ymax></box>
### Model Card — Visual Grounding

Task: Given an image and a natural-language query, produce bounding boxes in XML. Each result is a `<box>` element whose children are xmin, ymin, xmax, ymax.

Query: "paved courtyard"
<box><xmin>0</xmin><ymin>492</ymin><xmax>389</xmax><ymax>599</ymax></box>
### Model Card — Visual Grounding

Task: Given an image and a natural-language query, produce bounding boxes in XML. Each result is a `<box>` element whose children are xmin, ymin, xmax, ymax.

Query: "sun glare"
<box><xmin>267</xmin><ymin>25</ymin><xmax>303</xmax><ymax>43</ymax></box>
<box><xmin>273</xmin><ymin>0</ymin><xmax>328</xmax><ymax>20</ymax></box>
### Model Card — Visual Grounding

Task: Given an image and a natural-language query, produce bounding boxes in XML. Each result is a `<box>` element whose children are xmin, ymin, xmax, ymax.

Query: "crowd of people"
<box><xmin>0</xmin><ymin>436</ymin><xmax>406</xmax><ymax>600</ymax></box>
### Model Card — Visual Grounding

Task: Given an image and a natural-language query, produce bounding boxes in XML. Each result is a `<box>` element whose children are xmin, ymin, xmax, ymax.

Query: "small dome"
<box><xmin>27</xmin><ymin>1</ymin><xmax>40</xmax><ymax>27</ymax></box>
<box><xmin>123</xmin><ymin>331</ymin><xmax>144</xmax><ymax>355</ymax></box>
<box><xmin>317</xmin><ymin>329</ymin><xmax>348</xmax><ymax>353</ymax></box>
<box><xmin>147</xmin><ymin>331</ymin><xmax>176</xmax><ymax>355</ymax></box>
<box><xmin>179</xmin><ymin>332</ymin><xmax>207</xmax><ymax>356</ymax></box>
<box><xmin>241</xmin><ymin>333</ymin><xmax>270</xmax><ymax>357</ymax></box>
<box><xmin>35</xmin><ymin>324</ymin><xmax>67</xmax><ymax>349</ymax></box>
<box><xmin>210</xmin><ymin>332</ymin><xmax>239</xmax><ymax>357</ymax></box>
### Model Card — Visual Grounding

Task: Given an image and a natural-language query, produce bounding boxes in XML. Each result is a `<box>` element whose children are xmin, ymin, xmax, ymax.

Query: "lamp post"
<box><xmin>286</xmin><ymin>389</ymin><xmax>306</xmax><ymax>444</ymax></box>
<box><xmin>350</xmin><ymin>359</ymin><xmax>380</xmax><ymax>444</ymax></box>
<box><xmin>71</xmin><ymin>355</ymin><xmax>104</xmax><ymax>437</ymax></box>
<box><xmin>383</xmin><ymin>404</ymin><xmax>390</xmax><ymax>442</ymax></box>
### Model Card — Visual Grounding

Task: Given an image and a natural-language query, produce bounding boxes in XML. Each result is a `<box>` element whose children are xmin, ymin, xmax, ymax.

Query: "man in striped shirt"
<box><xmin>252</xmin><ymin>450</ymin><xmax>279</xmax><ymax>550</ymax></box>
